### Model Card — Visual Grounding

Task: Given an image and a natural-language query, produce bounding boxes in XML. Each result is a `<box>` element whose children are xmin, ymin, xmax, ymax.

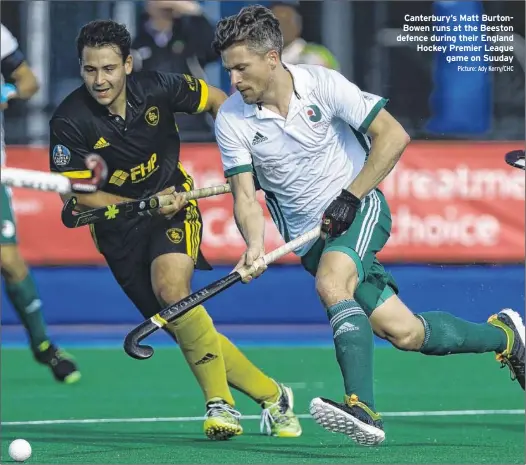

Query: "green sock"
<box><xmin>6</xmin><ymin>273</ymin><xmax>49</xmax><ymax>350</ymax></box>
<box><xmin>417</xmin><ymin>311</ymin><xmax>507</xmax><ymax>355</ymax></box>
<box><xmin>326</xmin><ymin>299</ymin><xmax>375</xmax><ymax>410</ymax></box>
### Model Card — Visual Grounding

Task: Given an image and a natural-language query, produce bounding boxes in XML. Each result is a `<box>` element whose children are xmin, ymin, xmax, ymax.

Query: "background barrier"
<box><xmin>5</xmin><ymin>142</ymin><xmax>524</xmax><ymax>265</ymax></box>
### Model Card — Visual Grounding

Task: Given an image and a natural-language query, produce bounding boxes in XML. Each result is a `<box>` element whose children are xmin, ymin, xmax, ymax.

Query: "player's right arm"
<box><xmin>215</xmin><ymin>111</ymin><xmax>266</xmax><ymax>281</ymax></box>
<box><xmin>49</xmin><ymin>117</ymin><xmax>132</xmax><ymax>210</ymax></box>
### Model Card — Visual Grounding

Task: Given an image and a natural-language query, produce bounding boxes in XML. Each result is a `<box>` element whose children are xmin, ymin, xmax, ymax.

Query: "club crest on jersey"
<box><xmin>1</xmin><ymin>220</ymin><xmax>15</xmax><ymax>239</ymax></box>
<box><xmin>306</xmin><ymin>104</ymin><xmax>322</xmax><ymax>123</ymax></box>
<box><xmin>145</xmin><ymin>106</ymin><xmax>160</xmax><ymax>126</ymax></box>
<box><xmin>52</xmin><ymin>145</ymin><xmax>71</xmax><ymax>166</ymax></box>
<box><xmin>166</xmin><ymin>228</ymin><xmax>184</xmax><ymax>244</ymax></box>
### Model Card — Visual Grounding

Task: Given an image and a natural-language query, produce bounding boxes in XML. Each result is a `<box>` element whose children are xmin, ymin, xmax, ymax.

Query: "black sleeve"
<box><xmin>180</xmin><ymin>15</ymin><xmax>218</xmax><ymax>66</ymax></box>
<box><xmin>49</xmin><ymin>117</ymin><xmax>92</xmax><ymax>176</ymax></box>
<box><xmin>1</xmin><ymin>49</ymin><xmax>25</xmax><ymax>77</ymax></box>
<box><xmin>154</xmin><ymin>71</ymin><xmax>208</xmax><ymax>115</ymax></box>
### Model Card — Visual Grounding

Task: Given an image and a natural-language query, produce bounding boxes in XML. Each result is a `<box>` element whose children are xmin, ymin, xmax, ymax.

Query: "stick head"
<box><xmin>124</xmin><ymin>337</ymin><xmax>154</xmax><ymax>360</ymax></box>
<box><xmin>123</xmin><ymin>323</ymin><xmax>156</xmax><ymax>360</ymax></box>
<box><xmin>70</xmin><ymin>154</ymin><xmax>108</xmax><ymax>193</ymax></box>
<box><xmin>505</xmin><ymin>150</ymin><xmax>525</xmax><ymax>170</ymax></box>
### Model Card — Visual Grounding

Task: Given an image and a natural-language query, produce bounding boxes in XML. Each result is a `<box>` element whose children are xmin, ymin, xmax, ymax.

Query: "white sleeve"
<box><xmin>321</xmin><ymin>68</ymin><xmax>388</xmax><ymax>134</ymax></box>
<box><xmin>215</xmin><ymin>111</ymin><xmax>253</xmax><ymax>178</ymax></box>
<box><xmin>1</xmin><ymin>24</ymin><xmax>19</xmax><ymax>60</ymax></box>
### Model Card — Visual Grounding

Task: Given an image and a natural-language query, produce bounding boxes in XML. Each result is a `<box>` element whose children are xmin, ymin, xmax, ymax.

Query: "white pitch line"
<box><xmin>2</xmin><ymin>409</ymin><xmax>523</xmax><ymax>426</ymax></box>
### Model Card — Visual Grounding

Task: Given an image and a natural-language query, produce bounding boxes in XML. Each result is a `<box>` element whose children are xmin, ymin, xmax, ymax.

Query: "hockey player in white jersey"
<box><xmin>211</xmin><ymin>5</ymin><xmax>525</xmax><ymax>446</ymax></box>
<box><xmin>1</xmin><ymin>23</ymin><xmax>80</xmax><ymax>383</ymax></box>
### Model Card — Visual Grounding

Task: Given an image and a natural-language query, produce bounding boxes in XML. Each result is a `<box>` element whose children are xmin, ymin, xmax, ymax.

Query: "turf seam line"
<box><xmin>2</xmin><ymin>409</ymin><xmax>524</xmax><ymax>426</ymax></box>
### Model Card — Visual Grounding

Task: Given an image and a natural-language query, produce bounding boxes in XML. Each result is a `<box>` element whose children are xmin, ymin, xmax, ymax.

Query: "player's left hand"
<box><xmin>156</xmin><ymin>186</ymin><xmax>188</xmax><ymax>219</ymax></box>
<box><xmin>321</xmin><ymin>189</ymin><xmax>361</xmax><ymax>238</ymax></box>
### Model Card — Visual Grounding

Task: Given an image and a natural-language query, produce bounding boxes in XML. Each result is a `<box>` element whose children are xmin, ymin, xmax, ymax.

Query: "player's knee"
<box><xmin>388</xmin><ymin>322</ymin><xmax>425</xmax><ymax>351</ymax></box>
<box><xmin>315</xmin><ymin>271</ymin><xmax>350</xmax><ymax>307</ymax></box>
<box><xmin>315</xmin><ymin>252</ymin><xmax>359</xmax><ymax>307</ymax></box>
<box><xmin>0</xmin><ymin>245</ymin><xmax>27</xmax><ymax>282</ymax></box>
<box><xmin>155</xmin><ymin>282</ymin><xmax>191</xmax><ymax>308</ymax></box>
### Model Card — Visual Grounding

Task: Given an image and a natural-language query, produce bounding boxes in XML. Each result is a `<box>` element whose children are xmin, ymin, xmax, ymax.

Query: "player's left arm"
<box><xmin>156</xmin><ymin>71</ymin><xmax>226</xmax><ymax>120</ymax></box>
<box><xmin>320</xmin><ymin>69</ymin><xmax>410</xmax><ymax>237</ymax></box>
<box><xmin>323</xmin><ymin>69</ymin><xmax>410</xmax><ymax>199</ymax></box>
<box><xmin>347</xmin><ymin>109</ymin><xmax>410</xmax><ymax>199</ymax></box>
<box><xmin>199</xmin><ymin>83</ymin><xmax>227</xmax><ymax>120</ymax></box>
<box><xmin>322</xmin><ymin>69</ymin><xmax>409</xmax><ymax>199</ymax></box>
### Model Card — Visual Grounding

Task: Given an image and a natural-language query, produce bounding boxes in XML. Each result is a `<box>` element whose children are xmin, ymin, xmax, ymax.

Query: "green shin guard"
<box><xmin>417</xmin><ymin>311</ymin><xmax>507</xmax><ymax>355</ymax></box>
<box><xmin>327</xmin><ymin>299</ymin><xmax>376</xmax><ymax>409</ymax></box>
<box><xmin>6</xmin><ymin>273</ymin><xmax>49</xmax><ymax>350</ymax></box>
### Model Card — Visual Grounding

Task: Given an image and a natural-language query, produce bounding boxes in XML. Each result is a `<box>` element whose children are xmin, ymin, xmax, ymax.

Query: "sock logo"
<box><xmin>334</xmin><ymin>322</ymin><xmax>358</xmax><ymax>338</ymax></box>
<box><xmin>195</xmin><ymin>353</ymin><xmax>218</xmax><ymax>365</ymax></box>
<box><xmin>25</xmin><ymin>299</ymin><xmax>42</xmax><ymax>314</ymax></box>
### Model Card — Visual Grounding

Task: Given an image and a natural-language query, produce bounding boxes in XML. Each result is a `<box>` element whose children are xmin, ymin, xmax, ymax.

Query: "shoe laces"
<box><xmin>260</xmin><ymin>391</ymin><xmax>291</xmax><ymax>435</ymax></box>
<box><xmin>497</xmin><ymin>353</ymin><xmax>518</xmax><ymax>381</ymax></box>
<box><xmin>205</xmin><ymin>402</ymin><xmax>241</xmax><ymax>421</ymax></box>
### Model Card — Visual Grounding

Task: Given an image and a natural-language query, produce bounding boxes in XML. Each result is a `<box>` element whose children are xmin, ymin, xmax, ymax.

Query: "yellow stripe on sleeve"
<box><xmin>195</xmin><ymin>79</ymin><xmax>209</xmax><ymax>114</ymax></box>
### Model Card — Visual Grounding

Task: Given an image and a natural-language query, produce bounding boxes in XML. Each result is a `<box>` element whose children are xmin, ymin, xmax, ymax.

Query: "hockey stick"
<box><xmin>123</xmin><ymin>225</ymin><xmax>321</xmax><ymax>360</ymax></box>
<box><xmin>61</xmin><ymin>183</ymin><xmax>232</xmax><ymax>228</ymax></box>
<box><xmin>1</xmin><ymin>154</ymin><xmax>107</xmax><ymax>194</ymax></box>
<box><xmin>505</xmin><ymin>150</ymin><xmax>525</xmax><ymax>170</ymax></box>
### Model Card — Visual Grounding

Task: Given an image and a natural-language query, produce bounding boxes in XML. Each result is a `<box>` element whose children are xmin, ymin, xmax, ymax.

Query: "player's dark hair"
<box><xmin>76</xmin><ymin>20</ymin><xmax>131</xmax><ymax>62</ymax></box>
<box><xmin>212</xmin><ymin>4</ymin><xmax>283</xmax><ymax>57</ymax></box>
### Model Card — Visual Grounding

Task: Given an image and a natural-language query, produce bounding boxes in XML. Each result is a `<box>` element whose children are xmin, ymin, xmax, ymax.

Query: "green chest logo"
<box><xmin>306</xmin><ymin>104</ymin><xmax>322</xmax><ymax>123</ymax></box>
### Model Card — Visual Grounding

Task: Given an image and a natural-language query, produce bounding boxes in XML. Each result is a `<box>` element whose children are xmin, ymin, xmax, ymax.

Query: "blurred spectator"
<box><xmin>271</xmin><ymin>1</ymin><xmax>339</xmax><ymax>69</ymax></box>
<box><xmin>132</xmin><ymin>0</ymin><xmax>217</xmax><ymax>140</ymax></box>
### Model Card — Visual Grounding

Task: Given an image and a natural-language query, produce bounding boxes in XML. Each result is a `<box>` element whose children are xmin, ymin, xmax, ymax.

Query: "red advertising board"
<box><xmin>4</xmin><ymin>142</ymin><xmax>524</xmax><ymax>265</ymax></box>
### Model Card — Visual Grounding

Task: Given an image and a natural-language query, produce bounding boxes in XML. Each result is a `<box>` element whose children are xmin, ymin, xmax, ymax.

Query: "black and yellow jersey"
<box><xmin>49</xmin><ymin>71</ymin><xmax>208</xmax><ymax>200</ymax></box>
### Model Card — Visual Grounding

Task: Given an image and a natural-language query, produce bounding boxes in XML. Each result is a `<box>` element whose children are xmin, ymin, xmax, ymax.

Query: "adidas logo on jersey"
<box><xmin>195</xmin><ymin>353</ymin><xmax>218</xmax><ymax>365</ymax></box>
<box><xmin>334</xmin><ymin>322</ymin><xmax>358</xmax><ymax>338</ymax></box>
<box><xmin>252</xmin><ymin>132</ymin><xmax>268</xmax><ymax>146</ymax></box>
<box><xmin>93</xmin><ymin>137</ymin><xmax>110</xmax><ymax>149</ymax></box>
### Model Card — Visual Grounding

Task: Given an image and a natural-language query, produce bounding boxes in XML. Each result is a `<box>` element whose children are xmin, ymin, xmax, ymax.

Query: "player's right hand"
<box><xmin>156</xmin><ymin>186</ymin><xmax>188</xmax><ymax>220</ymax></box>
<box><xmin>233</xmin><ymin>246</ymin><xmax>267</xmax><ymax>283</ymax></box>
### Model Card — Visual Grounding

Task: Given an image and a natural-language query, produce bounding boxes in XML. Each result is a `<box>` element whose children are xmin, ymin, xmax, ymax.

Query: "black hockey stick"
<box><xmin>123</xmin><ymin>226</ymin><xmax>321</xmax><ymax>360</ymax></box>
<box><xmin>61</xmin><ymin>183</ymin><xmax>231</xmax><ymax>228</ymax></box>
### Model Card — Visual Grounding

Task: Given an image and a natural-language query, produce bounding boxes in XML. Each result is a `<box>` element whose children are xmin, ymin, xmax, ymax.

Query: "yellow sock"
<box><xmin>218</xmin><ymin>333</ymin><xmax>280</xmax><ymax>404</ymax></box>
<box><xmin>167</xmin><ymin>305</ymin><xmax>235</xmax><ymax>406</ymax></box>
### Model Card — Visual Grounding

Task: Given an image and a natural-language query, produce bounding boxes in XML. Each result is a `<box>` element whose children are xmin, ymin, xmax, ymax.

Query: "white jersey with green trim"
<box><xmin>216</xmin><ymin>63</ymin><xmax>388</xmax><ymax>256</ymax></box>
<box><xmin>1</xmin><ymin>23</ymin><xmax>20</xmax><ymax>166</ymax></box>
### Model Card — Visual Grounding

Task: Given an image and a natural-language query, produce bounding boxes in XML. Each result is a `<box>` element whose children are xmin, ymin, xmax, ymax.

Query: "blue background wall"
<box><xmin>2</xmin><ymin>265</ymin><xmax>524</xmax><ymax>325</ymax></box>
